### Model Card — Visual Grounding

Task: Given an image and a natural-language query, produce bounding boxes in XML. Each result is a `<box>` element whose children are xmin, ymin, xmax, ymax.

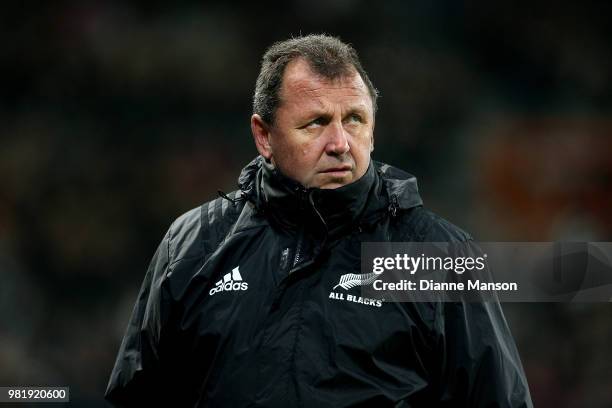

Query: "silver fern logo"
<box><xmin>333</xmin><ymin>272</ymin><xmax>379</xmax><ymax>290</ymax></box>
<box><xmin>329</xmin><ymin>271</ymin><xmax>384</xmax><ymax>307</ymax></box>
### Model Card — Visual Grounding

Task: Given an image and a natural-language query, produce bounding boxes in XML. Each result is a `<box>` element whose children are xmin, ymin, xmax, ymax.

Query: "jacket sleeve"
<box><xmin>435</xmin><ymin>300</ymin><xmax>533</xmax><ymax>407</ymax></box>
<box><xmin>414</xmin><ymin>211</ymin><xmax>533</xmax><ymax>407</ymax></box>
<box><xmin>105</xmin><ymin>227</ymin><xmax>176</xmax><ymax>406</ymax></box>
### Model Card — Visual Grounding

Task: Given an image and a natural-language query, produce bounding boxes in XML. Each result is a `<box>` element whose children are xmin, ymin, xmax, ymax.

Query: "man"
<box><xmin>106</xmin><ymin>34</ymin><xmax>532</xmax><ymax>407</ymax></box>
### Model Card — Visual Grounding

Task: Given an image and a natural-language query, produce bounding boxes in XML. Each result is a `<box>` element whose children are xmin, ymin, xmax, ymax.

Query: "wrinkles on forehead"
<box><xmin>290</xmin><ymin>83</ymin><xmax>364</xmax><ymax>99</ymax></box>
<box><xmin>277</xmin><ymin>58</ymin><xmax>372</xmax><ymax>117</ymax></box>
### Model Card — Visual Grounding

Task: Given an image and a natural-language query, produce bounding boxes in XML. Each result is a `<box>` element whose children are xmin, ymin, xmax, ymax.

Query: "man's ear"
<box><xmin>251</xmin><ymin>114</ymin><xmax>273</xmax><ymax>160</ymax></box>
<box><xmin>370</xmin><ymin>119</ymin><xmax>375</xmax><ymax>153</ymax></box>
<box><xmin>370</xmin><ymin>132</ymin><xmax>375</xmax><ymax>153</ymax></box>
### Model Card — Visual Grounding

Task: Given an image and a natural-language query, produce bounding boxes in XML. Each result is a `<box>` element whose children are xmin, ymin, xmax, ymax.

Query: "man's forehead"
<box><xmin>280</xmin><ymin>58</ymin><xmax>370</xmax><ymax>100</ymax></box>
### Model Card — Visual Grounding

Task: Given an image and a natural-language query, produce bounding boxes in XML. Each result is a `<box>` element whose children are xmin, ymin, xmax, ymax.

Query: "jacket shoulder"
<box><xmin>396</xmin><ymin>206</ymin><xmax>472</xmax><ymax>242</ymax></box>
<box><xmin>168</xmin><ymin>191</ymin><xmax>245</xmax><ymax>263</ymax></box>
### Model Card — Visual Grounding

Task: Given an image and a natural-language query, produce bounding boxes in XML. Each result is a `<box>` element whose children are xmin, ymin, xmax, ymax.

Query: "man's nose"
<box><xmin>324</xmin><ymin>122</ymin><xmax>350</xmax><ymax>155</ymax></box>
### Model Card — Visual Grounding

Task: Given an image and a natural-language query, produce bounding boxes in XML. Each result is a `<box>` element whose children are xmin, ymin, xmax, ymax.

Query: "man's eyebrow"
<box><xmin>343</xmin><ymin>104</ymin><xmax>370</xmax><ymax>118</ymax></box>
<box><xmin>298</xmin><ymin>108</ymin><xmax>333</xmax><ymax>121</ymax></box>
<box><xmin>346</xmin><ymin>104</ymin><xmax>368</xmax><ymax>113</ymax></box>
<box><xmin>308</xmin><ymin>102</ymin><xmax>369</xmax><ymax>115</ymax></box>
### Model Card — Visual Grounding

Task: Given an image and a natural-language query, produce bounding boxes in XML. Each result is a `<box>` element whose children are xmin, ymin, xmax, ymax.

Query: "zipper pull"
<box><xmin>388</xmin><ymin>194</ymin><xmax>399</xmax><ymax>217</ymax></box>
<box><xmin>280</xmin><ymin>247</ymin><xmax>290</xmax><ymax>272</ymax></box>
<box><xmin>294</xmin><ymin>185</ymin><xmax>310</xmax><ymax>208</ymax></box>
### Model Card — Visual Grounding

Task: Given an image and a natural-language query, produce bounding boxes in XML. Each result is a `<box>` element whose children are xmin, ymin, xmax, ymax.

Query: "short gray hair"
<box><xmin>253</xmin><ymin>34</ymin><xmax>378</xmax><ymax>125</ymax></box>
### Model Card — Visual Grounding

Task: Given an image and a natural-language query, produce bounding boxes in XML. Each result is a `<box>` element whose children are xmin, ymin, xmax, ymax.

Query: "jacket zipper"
<box><xmin>288</xmin><ymin>189</ymin><xmax>329</xmax><ymax>274</ymax></box>
<box><xmin>292</xmin><ymin>226</ymin><xmax>304</xmax><ymax>269</ymax></box>
<box><xmin>290</xmin><ymin>185</ymin><xmax>310</xmax><ymax>270</ymax></box>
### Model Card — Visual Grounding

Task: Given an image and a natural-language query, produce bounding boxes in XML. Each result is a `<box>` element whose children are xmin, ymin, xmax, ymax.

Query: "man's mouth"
<box><xmin>320</xmin><ymin>165</ymin><xmax>352</xmax><ymax>174</ymax></box>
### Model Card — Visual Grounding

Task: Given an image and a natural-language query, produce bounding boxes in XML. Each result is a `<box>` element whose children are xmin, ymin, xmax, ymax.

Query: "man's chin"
<box><xmin>314</xmin><ymin>174</ymin><xmax>353</xmax><ymax>189</ymax></box>
<box><xmin>319</xmin><ymin>183</ymin><xmax>346</xmax><ymax>190</ymax></box>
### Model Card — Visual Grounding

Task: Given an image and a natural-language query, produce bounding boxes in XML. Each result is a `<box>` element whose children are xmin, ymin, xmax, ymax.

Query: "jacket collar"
<box><xmin>261</xmin><ymin>157</ymin><xmax>378</xmax><ymax>236</ymax></box>
<box><xmin>238</xmin><ymin>156</ymin><xmax>423</xmax><ymax>236</ymax></box>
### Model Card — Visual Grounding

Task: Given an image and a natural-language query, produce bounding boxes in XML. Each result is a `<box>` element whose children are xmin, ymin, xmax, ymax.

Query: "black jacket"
<box><xmin>106</xmin><ymin>157</ymin><xmax>533</xmax><ymax>407</ymax></box>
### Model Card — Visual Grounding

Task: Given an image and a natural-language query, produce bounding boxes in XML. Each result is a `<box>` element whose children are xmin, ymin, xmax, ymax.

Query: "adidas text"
<box><xmin>210</xmin><ymin>266</ymin><xmax>249</xmax><ymax>295</ymax></box>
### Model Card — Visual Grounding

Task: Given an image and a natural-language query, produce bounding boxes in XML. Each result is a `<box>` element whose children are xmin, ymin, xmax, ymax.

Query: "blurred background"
<box><xmin>1</xmin><ymin>1</ymin><xmax>611</xmax><ymax>406</ymax></box>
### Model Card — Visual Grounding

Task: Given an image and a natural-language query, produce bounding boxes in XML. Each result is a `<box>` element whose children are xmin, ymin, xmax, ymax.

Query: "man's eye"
<box><xmin>305</xmin><ymin>117</ymin><xmax>325</xmax><ymax>128</ymax></box>
<box><xmin>347</xmin><ymin>114</ymin><xmax>363</xmax><ymax>124</ymax></box>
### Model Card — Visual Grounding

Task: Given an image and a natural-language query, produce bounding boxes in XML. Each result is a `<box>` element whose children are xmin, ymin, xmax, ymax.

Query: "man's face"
<box><xmin>252</xmin><ymin>58</ymin><xmax>374</xmax><ymax>189</ymax></box>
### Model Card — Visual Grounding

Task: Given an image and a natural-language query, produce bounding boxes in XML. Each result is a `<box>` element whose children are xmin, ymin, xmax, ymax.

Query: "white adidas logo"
<box><xmin>209</xmin><ymin>266</ymin><xmax>248</xmax><ymax>296</ymax></box>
